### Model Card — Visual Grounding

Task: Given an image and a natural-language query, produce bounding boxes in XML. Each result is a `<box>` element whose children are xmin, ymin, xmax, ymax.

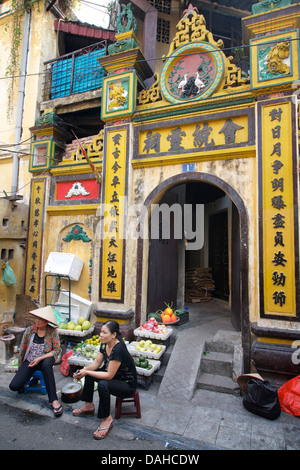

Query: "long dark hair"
<box><xmin>103</xmin><ymin>320</ymin><xmax>124</xmax><ymax>343</ymax></box>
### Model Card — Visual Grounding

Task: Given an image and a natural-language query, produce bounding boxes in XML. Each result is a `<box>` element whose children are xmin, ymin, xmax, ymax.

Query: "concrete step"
<box><xmin>196</xmin><ymin>372</ymin><xmax>240</xmax><ymax>395</ymax></box>
<box><xmin>138</xmin><ymin>329</ymin><xmax>242</xmax><ymax>398</ymax></box>
<box><xmin>201</xmin><ymin>351</ymin><xmax>233</xmax><ymax>377</ymax></box>
<box><xmin>205</xmin><ymin>330</ymin><xmax>241</xmax><ymax>354</ymax></box>
<box><xmin>195</xmin><ymin>330</ymin><xmax>242</xmax><ymax>396</ymax></box>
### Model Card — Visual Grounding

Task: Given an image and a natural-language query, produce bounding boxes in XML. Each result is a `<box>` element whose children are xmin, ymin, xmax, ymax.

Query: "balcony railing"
<box><xmin>43</xmin><ymin>41</ymin><xmax>107</xmax><ymax>101</ymax></box>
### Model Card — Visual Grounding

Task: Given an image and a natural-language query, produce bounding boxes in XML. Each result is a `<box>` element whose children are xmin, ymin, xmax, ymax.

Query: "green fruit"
<box><xmin>82</xmin><ymin>320</ymin><xmax>91</xmax><ymax>330</ymax></box>
<box><xmin>77</xmin><ymin>316</ymin><xmax>86</xmax><ymax>325</ymax></box>
<box><xmin>59</xmin><ymin>322</ymin><xmax>68</xmax><ymax>329</ymax></box>
<box><xmin>85</xmin><ymin>344</ymin><xmax>93</xmax><ymax>352</ymax></box>
<box><xmin>74</xmin><ymin>325</ymin><xmax>82</xmax><ymax>331</ymax></box>
<box><xmin>67</xmin><ymin>321</ymin><xmax>75</xmax><ymax>330</ymax></box>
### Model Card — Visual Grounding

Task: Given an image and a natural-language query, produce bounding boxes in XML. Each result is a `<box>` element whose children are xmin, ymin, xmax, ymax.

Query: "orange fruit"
<box><xmin>170</xmin><ymin>314</ymin><xmax>177</xmax><ymax>322</ymax></box>
<box><xmin>164</xmin><ymin>307</ymin><xmax>173</xmax><ymax>316</ymax></box>
<box><xmin>161</xmin><ymin>314</ymin><xmax>171</xmax><ymax>323</ymax></box>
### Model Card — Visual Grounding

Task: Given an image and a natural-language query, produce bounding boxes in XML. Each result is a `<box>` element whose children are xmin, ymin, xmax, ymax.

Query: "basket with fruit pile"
<box><xmin>134</xmin><ymin>356</ymin><xmax>161</xmax><ymax>376</ymax></box>
<box><xmin>134</xmin><ymin>316</ymin><xmax>174</xmax><ymax>341</ymax></box>
<box><xmin>128</xmin><ymin>339</ymin><xmax>165</xmax><ymax>359</ymax></box>
<box><xmin>157</xmin><ymin>304</ymin><xmax>179</xmax><ymax>325</ymax></box>
<box><xmin>68</xmin><ymin>335</ymin><xmax>101</xmax><ymax>366</ymax></box>
<box><xmin>58</xmin><ymin>316</ymin><xmax>94</xmax><ymax>337</ymax></box>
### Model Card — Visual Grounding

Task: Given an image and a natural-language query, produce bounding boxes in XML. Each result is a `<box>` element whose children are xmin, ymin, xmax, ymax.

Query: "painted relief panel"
<box><xmin>250</xmin><ymin>30</ymin><xmax>299</xmax><ymax>89</ymax></box>
<box><xmin>49</xmin><ymin>174</ymin><xmax>101</xmax><ymax>206</ymax></box>
<box><xmin>160</xmin><ymin>42</ymin><xmax>224</xmax><ymax>104</ymax></box>
<box><xmin>100</xmin><ymin>127</ymin><xmax>129</xmax><ymax>301</ymax></box>
<box><xmin>101</xmin><ymin>71</ymin><xmax>137</xmax><ymax>121</ymax></box>
<box><xmin>25</xmin><ymin>179</ymin><xmax>46</xmax><ymax>300</ymax></box>
<box><xmin>258</xmin><ymin>98</ymin><xmax>299</xmax><ymax>320</ymax></box>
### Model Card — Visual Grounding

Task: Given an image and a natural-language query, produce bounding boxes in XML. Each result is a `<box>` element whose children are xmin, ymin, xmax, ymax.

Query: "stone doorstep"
<box><xmin>142</xmin><ymin>329</ymin><xmax>243</xmax><ymax>398</ymax></box>
<box><xmin>205</xmin><ymin>330</ymin><xmax>242</xmax><ymax>354</ymax></box>
<box><xmin>196</xmin><ymin>372</ymin><xmax>241</xmax><ymax>396</ymax></box>
<box><xmin>201</xmin><ymin>350</ymin><xmax>233</xmax><ymax>376</ymax></box>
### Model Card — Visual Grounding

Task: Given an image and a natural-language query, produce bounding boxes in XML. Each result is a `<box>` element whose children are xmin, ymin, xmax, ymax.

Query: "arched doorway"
<box><xmin>135</xmin><ymin>172</ymin><xmax>250</xmax><ymax>370</ymax></box>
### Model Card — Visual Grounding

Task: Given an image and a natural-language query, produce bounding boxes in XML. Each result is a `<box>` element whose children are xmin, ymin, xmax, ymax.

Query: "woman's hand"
<box><xmin>73</xmin><ymin>369</ymin><xmax>87</xmax><ymax>380</ymax></box>
<box><xmin>28</xmin><ymin>357</ymin><xmax>42</xmax><ymax>368</ymax></box>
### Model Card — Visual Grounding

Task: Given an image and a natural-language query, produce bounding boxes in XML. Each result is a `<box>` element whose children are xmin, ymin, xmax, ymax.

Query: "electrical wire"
<box><xmin>0</xmin><ymin>2</ymin><xmax>298</xmax><ymax>194</ymax></box>
<box><xmin>0</xmin><ymin>35</ymin><xmax>299</xmax><ymax>82</ymax></box>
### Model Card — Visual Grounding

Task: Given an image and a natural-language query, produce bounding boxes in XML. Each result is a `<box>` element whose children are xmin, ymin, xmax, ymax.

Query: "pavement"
<box><xmin>1</xmin><ymin>300</ymin><xmax>300</xmax><ymax>451</ymax></box>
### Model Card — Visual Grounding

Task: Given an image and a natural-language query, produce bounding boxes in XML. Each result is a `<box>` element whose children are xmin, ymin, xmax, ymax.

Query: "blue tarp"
<box><xmin>51</xmin><ymin>49</ymin><xmax>105</xmax><ymax>98</ymax></box>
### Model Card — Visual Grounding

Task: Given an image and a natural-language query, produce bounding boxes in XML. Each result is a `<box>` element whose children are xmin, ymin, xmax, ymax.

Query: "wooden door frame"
<box><xmin>135</xmin><ymin>172</ymin><xmax>250</xmax><ymax>372</ymax></box>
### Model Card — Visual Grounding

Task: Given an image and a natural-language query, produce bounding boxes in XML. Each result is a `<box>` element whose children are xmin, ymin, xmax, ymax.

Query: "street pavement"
<box><xmin>1</xmin><ymin>355</ymin><xmax>300</xmax><ymax>451</ymax></box>
<box><xmin>1</xmin><ymin>301</ymin><xmax>300</xmax><ymax>451</ymax></box>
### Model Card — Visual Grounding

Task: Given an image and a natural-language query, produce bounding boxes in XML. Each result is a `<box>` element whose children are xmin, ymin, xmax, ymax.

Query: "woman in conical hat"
<box><xmin>9</xmin><ymin>306</ymin><xmax>63</xmax><ymax>417</ymax></box>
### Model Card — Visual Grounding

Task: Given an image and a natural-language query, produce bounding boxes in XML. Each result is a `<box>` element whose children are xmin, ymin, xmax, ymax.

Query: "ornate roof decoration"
<box><xmin>166</xmin><ymin>4</ymin><xmax>224</xmax><ymax>57</ymax></box>
<box><xmin>138</xmin><ymin>4</ymin><xmax>249</xmax><ymax>106</ymax></box>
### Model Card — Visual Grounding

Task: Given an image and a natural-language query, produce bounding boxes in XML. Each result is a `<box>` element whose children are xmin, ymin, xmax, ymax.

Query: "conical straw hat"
<box><xmin>29</xmin><ymin>305</ymin><xmax>58</xmax><ymax>327</ymax></box>
<box><xmin>237</xmin><ymin>373</ymin><xmax>264</xmax><ymax>392</ymax></box>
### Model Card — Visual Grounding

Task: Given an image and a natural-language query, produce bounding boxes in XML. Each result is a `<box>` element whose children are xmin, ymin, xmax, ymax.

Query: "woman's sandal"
<box><xmin>72</xmin><ymin>407</ymin><xmax>95</xmax><ymax>417</ymax></box>
<box><xmin>52</xmin><ymin>404</ymin><xmax>63</xmax><ymax>417</ymax></box>
<box><xmin>93</xmin><ymin>422</ymin><xmax>113</xmax><ymax>440</ymax></box>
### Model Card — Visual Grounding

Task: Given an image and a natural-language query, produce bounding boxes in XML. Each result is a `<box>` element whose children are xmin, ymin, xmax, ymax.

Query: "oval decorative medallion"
<box><xmin>159</xmin><ymin>41</ymin><xmax>224</xmax><ymax>104</ymax></box>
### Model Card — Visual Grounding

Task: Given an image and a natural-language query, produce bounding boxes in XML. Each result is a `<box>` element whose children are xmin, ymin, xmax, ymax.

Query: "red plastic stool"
<box><xmin>115</xmin><ymin>389</ymin><xmax>141</xmax><ymax>419</ymax></box>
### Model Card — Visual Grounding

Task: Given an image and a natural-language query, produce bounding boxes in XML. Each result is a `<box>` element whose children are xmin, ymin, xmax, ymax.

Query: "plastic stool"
<box><xmin>115</xmin><ymin>389</ymin><xmax>141</xmax><ymax>419</ymax></box>
<box><xmin>24</xmin><ymin>370</ymin><xmax>47</xmax><ymax>395</ymax></box>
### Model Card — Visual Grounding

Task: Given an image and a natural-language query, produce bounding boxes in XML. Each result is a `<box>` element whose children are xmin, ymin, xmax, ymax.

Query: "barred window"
<box><xmin>157</xmin><ymin>18</ymin><xmax>170</xmax><ymax>44</ymax></box>
<box><xmin>149</xmin><ymin>0</ymin><xmax>171</xmax><ymax>15</ymax></box>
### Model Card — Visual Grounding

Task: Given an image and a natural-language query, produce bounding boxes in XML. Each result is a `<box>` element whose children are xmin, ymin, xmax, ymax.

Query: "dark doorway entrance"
<box><xmin>146</xmin><ymin>180</ymin><xmax>241</xmax><ymax>331</ymax></box>
<box><xmin>147</xmin><ymin>189</ymin><xmax>179</xmax><ymax>313</ymax></box>
<box><xmin>209</xmin><ymin>210</ymin><xmax>229</xmax><ymax>301</ymax></box>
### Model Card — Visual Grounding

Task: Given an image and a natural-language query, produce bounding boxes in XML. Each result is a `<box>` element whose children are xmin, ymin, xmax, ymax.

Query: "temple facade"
<box><xmin>2</xmin><ymin>0</ymin><xmax>300</xmax><ymax>377</ymax></box>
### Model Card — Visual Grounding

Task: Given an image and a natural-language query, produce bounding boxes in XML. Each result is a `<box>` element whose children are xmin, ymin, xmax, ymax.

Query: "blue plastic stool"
<box><xmin>24</xmin><ymin>370</ymin><xmax>47</xmax><ymax>395</ymax></box>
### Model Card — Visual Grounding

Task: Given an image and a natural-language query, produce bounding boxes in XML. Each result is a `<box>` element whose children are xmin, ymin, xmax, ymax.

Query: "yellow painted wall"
<box><xmin>0</xmin><ymin>2</ymin><xmax>58</xmax><ymax>203</ymax></box>
<box><xmin>0</xmin><ymin>2</ymin><xmax>60</xmax><ymax>329</ymax></box>
<box><xmin>0</xmin><ymin>199</ymin><xmax>28</xmax><ymax>331</ymax></box>
<box><xmin>42</xmin><ymin>206</ymin><xmax>99</xmax><ymax>320</ymax></box>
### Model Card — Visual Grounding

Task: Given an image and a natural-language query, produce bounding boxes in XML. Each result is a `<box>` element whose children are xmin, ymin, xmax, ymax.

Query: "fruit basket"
<box><xmin>68</xmin><ymin>337</ymin><xmax>101</xmax><ymax>365</ymax></box>
<box><xmin>68</xmin><ymin>354</ymin><xmax>94</xmax><ymax>366</ymax></box>
<box><xmin>127</xmin><ymin>341</ymin><xmax>166</xmax><ymax>359</ymax></box>
<box><xmin>134</xmin><ymin>358</ymin><xmax>161</xmax><ymax>376</ymax></box>
<box><xmin>163</xmin><ymin>317</ymin><xmax>179</xmax><ymax>325</ymax></box>
<box><xmin>58</xmin><ymin>325</ymin><xmax>94</xmax><ymax>337</ymax></box>
<box><xmin>134</xmin><ymin>325</ymin><xmax>173</xmax><ymax>341</ymax></box>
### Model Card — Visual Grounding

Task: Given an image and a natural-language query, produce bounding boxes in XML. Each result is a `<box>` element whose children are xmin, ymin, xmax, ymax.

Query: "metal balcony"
<box><xmin>43</xmin><ymin>41</ymin><xmax>107</xmax><ymax>101</ymax></box>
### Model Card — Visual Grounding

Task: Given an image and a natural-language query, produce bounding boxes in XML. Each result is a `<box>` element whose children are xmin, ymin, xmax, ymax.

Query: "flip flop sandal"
<box><xmin>52</xmin><ymin>404</ymin><xmax>63</xmax><ymax>417</ymax></box>
<box><xmin>72</xmin><ymin>408</ymin><xmax>95</xmax><ymax>417</ymax></box>
<box><xmin>93</xmin><ymin>422</ymin><xmax>113</xmax><ymax>440</ymax></box>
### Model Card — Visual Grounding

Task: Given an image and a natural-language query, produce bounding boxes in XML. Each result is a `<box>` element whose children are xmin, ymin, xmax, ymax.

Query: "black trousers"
<box><xmin>81</xmin><ymin>375</ymin><xmax>136</xmax><ymax>419</ymax></box>
<box><xmin>9</xmin><ymin>357</ymin><xmax>58</xmax><ymax>403</ymax></box>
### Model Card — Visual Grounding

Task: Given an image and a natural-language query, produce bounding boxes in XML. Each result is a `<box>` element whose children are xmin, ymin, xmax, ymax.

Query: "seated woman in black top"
<box><xmin>73</xmin><ymin>320</ymin><xmax>137</xmax><ymax>439</ymax></box>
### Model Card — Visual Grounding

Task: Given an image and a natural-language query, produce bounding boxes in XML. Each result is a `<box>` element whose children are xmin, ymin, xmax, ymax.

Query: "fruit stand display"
<box><xmin>145</xmin><ymin>303</ymin><xmax>189</xmax><ymax>326</ymax></box>
<box><xmin>58</xmin><ymin>316</ymin><xmax>94</xmax><ymax>338</ymax></box>
<box><xmin>128</xmin><ymin>316</ymin><xmax>175</xmax><ymax>388</ymax></box>
<box><xmin>128</xmin><ymin>339</ymin><xmax>165</xmax><ymax>360</ymax></box>
<box><xmin>68</xmin><ymin>335</ymin><xmax>101</xmax><ymax>367</ymax></box>
<box><xmin>134</xmin><ymin>357</ymin><xmax>161</xmax><ymax>377</ymax></box>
